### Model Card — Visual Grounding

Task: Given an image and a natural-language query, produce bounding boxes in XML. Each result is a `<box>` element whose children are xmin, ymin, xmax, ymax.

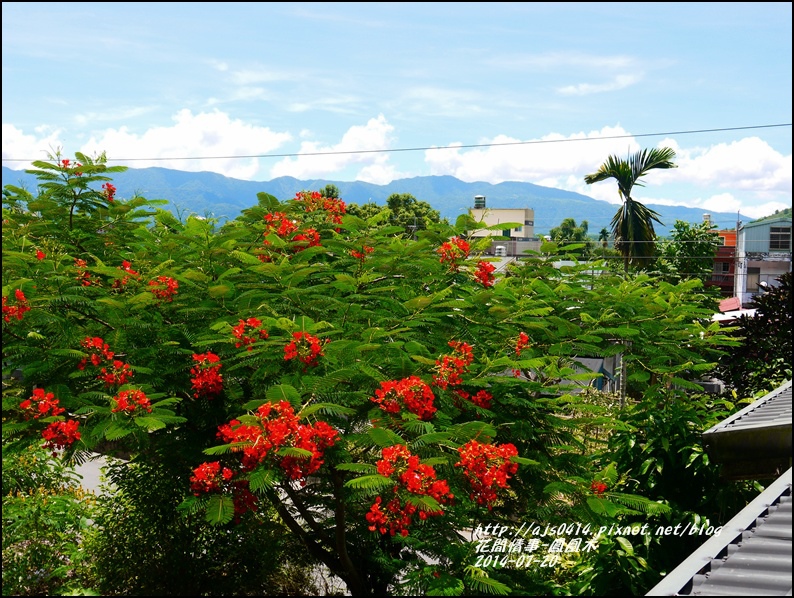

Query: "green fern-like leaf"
<box><xmin>205</xmin><ymin>494</ymin><xmax>235</xmax><ymax>525</ymax></box>
<box><xmin>463</xmin><ymin>567</ymin><xmax>511</xmax><ymax>595</ymax></box>
<box><xmin>368</xmin><ymin>427</ymin><xmax>406</xmax><ymax>448</ymax></box>
<box><xmin>248</xmin><ymin>468</ymin><xmax>279</xmax><ymax>492</ymax></box>
<box><xmin>344</xmin><ymin>474</ymin><xmax>393</xmax><ymax>492</ymax></box>
<box><xmin>335</xmin><ymin>462</ymin><xmax>378</xmax><ymax>474</ymax></box>
<box><xmin>300</xmin><ymin>402</ymin><xmax>356</xmax><ymax>418</ymax></box>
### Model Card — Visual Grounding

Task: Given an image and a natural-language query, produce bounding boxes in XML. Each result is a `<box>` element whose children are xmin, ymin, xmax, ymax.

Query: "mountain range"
<box><xmin>2</xmin><ymin>165</ymin><xmax>749</xmax><ymax>236</ymax></box>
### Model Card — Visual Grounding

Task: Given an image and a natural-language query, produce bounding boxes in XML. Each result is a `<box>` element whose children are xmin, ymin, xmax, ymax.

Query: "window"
<box><xmin>713</xmin><ymin>262</ymin><xmax>730</xmax><ymax>273</ymax></box>
<box><xmin>513</xmin><ymin>226</ymin><xmax>523</xmax><ymax>233</ymax></box>
<box><xmin>769</xmin><ymin>227</ymin><xmax>791</xmax><ymax>251</ymax></box>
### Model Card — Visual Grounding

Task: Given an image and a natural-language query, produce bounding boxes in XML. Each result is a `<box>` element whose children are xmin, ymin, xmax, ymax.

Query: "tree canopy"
<box><xmin>2</xmin><ymin>152</ymin><xmax>762</xmax><ymax>596</ymax></box>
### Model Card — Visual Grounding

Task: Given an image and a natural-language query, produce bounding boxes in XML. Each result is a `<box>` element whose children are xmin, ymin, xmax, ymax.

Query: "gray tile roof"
<box><xmin>646</xmin><ymin>467</ymin><xmax>792</xmax><ymax>596</ymax></box>
<box><xmin>702</xmin><ymin>380</ymin><xmax>792</xmax><ymax>480</ymax></box>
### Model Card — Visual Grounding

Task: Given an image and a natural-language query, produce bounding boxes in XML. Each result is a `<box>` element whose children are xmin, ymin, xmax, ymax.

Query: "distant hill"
<box><xmin>2</xmin><ymin>165</ymin><xmax>751</xmax><ymax>236</ymax></box>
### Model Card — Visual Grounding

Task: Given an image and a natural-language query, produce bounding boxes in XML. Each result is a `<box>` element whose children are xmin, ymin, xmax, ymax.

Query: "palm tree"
<box><xmin>584</xmin><ymin>147</ymin><xmax>676</xmax><ymax>407</ymax></box>
<box><xmin>584</xmin><ymin>147</ymin><xmax>677</xmax><ymax>272</ymax></box>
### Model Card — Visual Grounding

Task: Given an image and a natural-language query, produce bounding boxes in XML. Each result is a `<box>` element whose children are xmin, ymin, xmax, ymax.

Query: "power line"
<box><xmin>2</xmin><ymin>123</ymin><xmax>790</xmax><ymax>163</ymax></box>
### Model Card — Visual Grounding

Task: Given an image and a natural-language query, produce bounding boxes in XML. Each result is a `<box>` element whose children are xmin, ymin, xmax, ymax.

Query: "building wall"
<box><xmin>734</xmin><ymin>217</ymin><xmax>792</xmax><ymax>305</ymax></box>
<box><xmin>707</xmin><ymin>244</ymin><xmax>736</xmax><ymax>297</ymax></box>
<box><xmin>469</xmin><ymin>208</ymin><xmax>535</xmax><ymax>240</ymax></box>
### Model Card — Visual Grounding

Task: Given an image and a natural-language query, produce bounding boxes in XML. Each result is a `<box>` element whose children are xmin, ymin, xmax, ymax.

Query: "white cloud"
<box><xmin>75</xmin><ymin>109</ymin><xmax>293</xmax><ymax>180</ymax></box>
<box><xmin>269</xmin><ymin>114</ymin><xmax>399</xmax><ymax>180</ymax></box>
<box><xmin>2</xmin><ymin>123</ymin><xmax>65</xmax><ymax>166</ymax></box>
<box><xmin>557</xmin><ymin>74</ymin><xmax>642</xmax><ymax>96</ymax></box>
<box><xmin>423</xmin><ymin>128</ymin><xmax>792</xmax><ymax>217</ymax></box>
<box><xmin>424</xmin><ymin>126</ymin><xmax>641</xmax><ymax>192</ymax></box>
<box><xmin>671</xmin><ymin>137</ymin><xmax>792</xmax><ymax>196</ymax></box>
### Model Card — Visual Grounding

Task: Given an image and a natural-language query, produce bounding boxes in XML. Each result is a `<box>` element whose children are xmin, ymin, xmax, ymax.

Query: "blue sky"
<box><xmin>2</xmin><ymin>2</ymin><xmax>791</xmax><ymax>223</ymax></box>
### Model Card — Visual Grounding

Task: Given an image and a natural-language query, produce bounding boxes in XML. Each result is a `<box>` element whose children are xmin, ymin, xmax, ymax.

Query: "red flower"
<box><xmin>74</xmin><ymin>258</ymin><xmax>98</xmax><ymax>286</ymax></box>
<box><xmin>190</xmin><ymin>461</ymin><xmax>236</xmax><ymax>495</ymax></box>
<box><xmin>473</xmin><ymin>260</ymin><xmax>496</xmax><ymax>287</ymax></box>
<box><xmin>432</xmin><ymin>341</ymin><xmax>474</xmax><ymax>390</ymax></box>
<box><xmin>371</xmin><ymin>376</ymin><xmax>437</xmax><ymax>420</ymax></box>
<box><xmin>215</xmin><ymin>401</ymin><xmax>338</xmax><ymax>482</ymax></box>
<box><xmin>263</xmin><ymin>212</ymin><xmax>298</xmax><ymax>240</ymax></box>
<box><xmin>190</xmin><ymin>352</ymin><xmax>223</xmax><ymax>398</ymax></box>
<box><xmin>367</xmin><ymin>445</ymin><xmax>453</xmax><ymax>536</ymax></box>
<box><xmin>292</xmin><ymin>227</ymin><xmax>321</xmax><ymax>251</ymax></box>
<box><xmin>455</xmin><ymin>440</ymin><xmax>519</xmax><ymax>508</ymax></box>
<box><xmin>350</xmin><ymin>245</ymin><xmax>374</xmax><ymax>261</ymax></box>
<box><xmin>455</xmin><ymin>389</ymin><xmax>493</xmax><ymax>409</ymax></box>
<box><xmin>20</xmin><ymin>388</ymin><xmax>65</xmax><ymax>419</ymax></box>
<box><xmin>591</xmin><ymin>480</ymin><xmax>608</xmax><ymax>495</ymax></box>
<box><xmin>514</xmin><ymin>332</ymin><xmax>530</xmax><ymax>356</ymax></box>
<box><xmin>77</xmin><ymin>336</ymin><xmax>115</xmax><ymax>370</ymax></box>
<box><xmin>231</xmin><ymin>317</ymin><xmax>269</xmax><ymax>351</ymax></box>
<box><xmin>284</xmin><ymin>332</ymin><xmax>326</xmax><ymax>368</ymax></box>
<box><xmin>112</xmin><ymin>389</ymin><xmax>152</xmax><ymax>414</ymax></box>
<box><xmin>437</xmin><ymin>236</ymin><xmax>470</xmax><ymax>272</ymax></box>
<box><xmin>149</xmin><ymin>276</ymin><xmax>179</xmax><ymax>302</ymax></box>
<box><xmin>41</xmin><ymin>419</ymin><xmax>81</xmax><ymax>451</ymax></box>
<box><xmin>99</xmin><ymin>360</ymin><xmax>134</xmax><ymax>387</ymax></box>
<box><xmin>102</xmin><ymin>183</ymin><xmax>116</xmax><ymax>202</ymax></box>
<box><xmin>2</xmin><ymin>290</ymin><xmax>31</xmax><ymax>323</ymax></box>
<box><xmin>112</xmin><ymin>260</ymin><xmax>141</xmax><ymax>289</ymax></box>
<box><xmin>35</xmin><ymin>249</ymin><xmax>45</xmax><ymax>260</ymax></box>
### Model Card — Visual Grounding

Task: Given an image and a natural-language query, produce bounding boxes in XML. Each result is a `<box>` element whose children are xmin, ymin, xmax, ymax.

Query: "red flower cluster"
<box><xmin>78</xmin><ymin>336</ymin><xmax>115</xmax><ymax>369</ymax></box>
<box><xmin>2</xmin><ymin>289</ymin><xmax>31</xmax><ymax>323</ymax></box>
<box><xmin>216</xmin><ymin>400</ymin><xmax>339</xmax><ymax>482</ymax></box>
<box><xmin>264</xmin><ymin>212</ymin><xmax>298</xmax><ymax>240</ymax></box>
<box><xmin>102</xmin><ymin>182</ymin><xmax>116</xmax><ymax>202</ymax></box>
<box><xmin>190</xmin><ymin>460</ymin><xmax>235</xmax><ymax>495</ymax></box>
<box><xmin>189</xmin><ymin>461</ymin><xmax>259</xmax><ymax>521</ymax></box>
<box><xmin>41</xmin><ymin>420</ymin><xmax>81</xmax><ymax>452</ymax></box>
<box><xmin>148</xmin><ymin>276</ymin><xmax>178</xmax><ymax>302</ymax></box>
<box><xmin>432</xmin><ymin>341</ymin><xmax>474</xmax><ymax>390</ymax></box>
<box><xmin>292</xmin><ymin>227</ymin><xmax>321</xmax><ymax>252</ymax></box>
<box><xmin>261</xmin><ymin>211</ymin><xmax>324</xmax><ymax>258</ymax></box>
<box><xmin>437</xmin><ymin>236</ymin><xmax>470</xmax><ymax>272</ymax></box>
<box><xmin>284</xmin><ymin>332</ymin><xmax>326</xmax><ymax>368</ymax></box>
<box><xmin>591</xmin><ymin>480</ymin><xmax>608</xmax><ymax>495</ymax></box>
<box><xmin>473</xmin><ymin>260</ymin><xmax>496</xmax><ymax>287</ymax></box>
<box><xmin>322</xmin><ymin>196</ymin><xmax>346</xmax><ymax>226</ymax></box>
<box><xmin>111</xmin><ymin>389</ymin><xmax>152</xmax><ymax>414</ymax></box>
<box><xmin>367</xmin><ymin>445</ymin><xmax>454</xmax><ymax>536</ymax></box>
<box><xmin>112</xmin><ymin>260</ymin><xmax>140</xmax><ymax>289</ymax></box>
<box><xmin>74</xmin><ymin>258</ymin><xmax>98</xmax><ymax>287</ymax></box>
<box><xmin>454</xmin><ymin>389</ymin><xmax>493</xmax><ymax>410</ymax></box>
<box><xmin>231</xmin><ymin>317</ymin><xmax>269</xmax><ymax>351</ymax></box>
<box><xmin>76</xmin><ymin>336</ymin><xmax>134</xmax><ymax>388</ymax></box>
<box><xmin>514</xmin><ymin>332</ymin><xmax>530</xmax><ymax>356</ymax></box>
<box><xmin>20</xmin><ymin>388</ymin><xmax>65</xmax><ymax>419</ymax></box>
<box><xmin>99</xmin><ymin>360</ymin><xmax>134</xmax><ymax>388</ymax></box>
<box><xmin>190</xmin><ymin>352</ymin><xmax>223</xmax><ymax>399</ymax></box>
<box><xmin>19</xmin><ymin>387</ymin><xmax>80</xmax><ymax>453</ymax></box>
<box><xmin>455</xmin><ymin>440</ymin><xmax>519</xmax><ymax>508</ymax></box>
<box><xmin>371</xmin><ymin>376</ymin><xmax>437</xmax><ymax>420</ymax></box>
<box><xmin>293</xmin><ymin>191</ymin><xmax>347</xmax><ymax>225</ymax></box>
<box><xmin>36</xmin><ymin>249</ymin><xmax>45</xmax><ymax>260</ymax></box>
<box><xmin>350</xmin><ymin>245</ymin><xmax>374</xmax><ymax>261</ymax></box>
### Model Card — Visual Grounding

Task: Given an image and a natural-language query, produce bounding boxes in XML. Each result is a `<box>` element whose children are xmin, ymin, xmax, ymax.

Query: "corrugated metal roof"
<box><xmin>702</xmin><ymin>381</ymin><xmax>792</xmax><ymax>480</ymax></box>
<box><xmin>705</xmin><ymin>381</ymin><xmax>792</xmax><ymax>435</ymax></box>
<box><xmin>646</xmin><ymin>467</ymin><xmax>792</xmax><ymax>596</ymax></box>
